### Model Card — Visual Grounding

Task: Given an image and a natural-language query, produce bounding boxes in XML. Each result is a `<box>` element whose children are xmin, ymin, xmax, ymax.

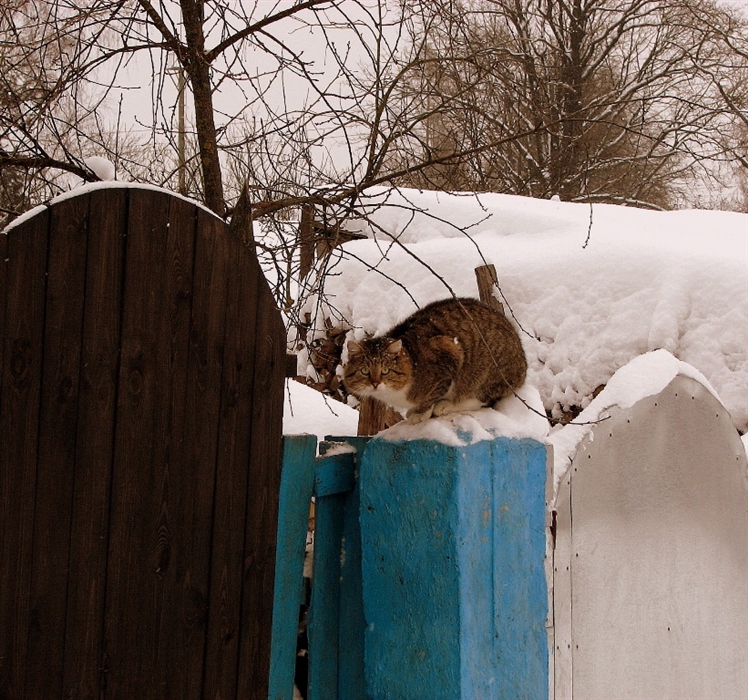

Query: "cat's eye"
<box><xmin>360</xmin><ymin>367</ymin><xmax>370</xmax><ymax>376</ymax></box>
<box><xmin>382</xmin><ymin>368</ymin><xmax>390</xmax><ymax>375</ymax></box>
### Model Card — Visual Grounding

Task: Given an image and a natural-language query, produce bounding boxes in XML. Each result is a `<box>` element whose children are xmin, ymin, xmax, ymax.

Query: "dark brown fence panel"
<box><xmin>0</xmin><ymin>185</ymin><xmax>286</xmax><ymax>700</ymax></box>
<box><xmin>64</xmin><ymin>188</ymin><xmax>128</xmax><ymax>700</ymax></box>
<box><xmin>237</xmin><ymin>270</ymin><xmax>286</xmax><ymax>699</ymax></box>
<box><xmin>202</xmin><ymin>211</ymin><xmax>261</xmax><ymax>698</ymax></box>
<box><xmin>26</xmin><ymin>195</ymin><xmax>91</xmax><ymax>698</ymax></box>
<box><xmin>0</xmin><ymin>208</ymin><xmax>49</xmax><ymax>700</ymax></box>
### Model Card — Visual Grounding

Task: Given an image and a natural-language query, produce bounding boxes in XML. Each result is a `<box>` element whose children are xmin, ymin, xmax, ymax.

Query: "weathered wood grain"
<box><xmin>63</xmin><ymin>188</ymin><xmax>128</xmax><ymax>700</ymax></box>
<box><xmin>0</xmin><ymin>208</ymin><xmax>49</xmax><ymax>700</ymax></box>
<box><xmin>0</xmin><ymin>186</ymin><xmax>287</xmax><ymax>699</ymax></box>
<box><xmin>25</xmin><ymin>194</ymin><xmax>90</xmax><ymax>698</ymax></box>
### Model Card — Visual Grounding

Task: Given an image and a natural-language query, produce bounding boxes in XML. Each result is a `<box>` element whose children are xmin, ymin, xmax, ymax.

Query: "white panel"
<box><xmin>565</xmin><ymin>376</ymin><xmax>748</xmax><ymax>699</ymax></box>
<box><xmin>553</xmin><ymin>469</ymin><xmax>574</xmax><ymax>700</ymax></box>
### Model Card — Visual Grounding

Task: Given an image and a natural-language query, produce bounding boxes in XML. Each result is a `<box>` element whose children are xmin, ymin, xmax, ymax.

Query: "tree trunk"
<box><xmin>181</xmin><ymin>0</ymin><xmax>225</xmax><ymax>217</ymax></box>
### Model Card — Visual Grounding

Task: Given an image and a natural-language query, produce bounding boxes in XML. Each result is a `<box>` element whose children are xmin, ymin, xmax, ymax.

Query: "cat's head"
<box><xmin>342</xmin><ymin>337</ymin><xmax>412</xmax><ymax>399</ymax></box>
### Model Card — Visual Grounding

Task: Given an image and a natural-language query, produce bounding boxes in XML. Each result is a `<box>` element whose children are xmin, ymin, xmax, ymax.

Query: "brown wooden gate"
<box><xmin>0</xmin><ymin>185</ymin><xmax>286</xmax><ymax>699</ymax></box>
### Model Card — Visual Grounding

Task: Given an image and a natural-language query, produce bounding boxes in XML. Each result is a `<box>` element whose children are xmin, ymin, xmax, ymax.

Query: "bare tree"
<box><xmin>1</xmin><ymin>1</ymin><xmax>539</xmax><ymax>315</ymax></box>
<box><xmin>389</xmin><ymin>0</ymin><xmax>748</xmax><ymax>209</ymax></box>
<box><xmin>4</xmin><ymin>0</ymin><xmax>746</xmax><ymax>330</ymax></box>
<box><xmin>0</xmin><ymin>1</ymin><xmax>493</xmax><ymax>214</ymax></box>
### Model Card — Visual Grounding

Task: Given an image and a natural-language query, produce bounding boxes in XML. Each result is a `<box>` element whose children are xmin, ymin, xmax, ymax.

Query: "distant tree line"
<box><xmin>387</xmin><ymin>0</ymin><xmax>748</xmax><ymax>210</ymax></box>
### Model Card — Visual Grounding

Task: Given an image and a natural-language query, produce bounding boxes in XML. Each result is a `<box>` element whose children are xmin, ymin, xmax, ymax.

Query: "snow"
<box><xmin>84</xmin><ymin>156</ymin><xmax>116</xmax><ymax>181</ymax></box>
<box><xmin>283</xmin><ymin>379</ymin><xmax>359</xmax><ymax>445</ymax></box>
<box><xmin>379</xmin><ymin>383</ymin><xmax>549</xmax><ymax>446</ymax></box>
<box><xmin>311</xmin><ymin>187</ymin><xmax>747</xmax><ymax>446</ymax></box>
<box><xmin>321</xmin><ymin>442</ymin><xmax>358</xmax><ymax>457</ymax></box>
<box><xmin>2</xmin><ymin>181</ymin><xmax>221</xmax><ymax>236</ymax></box>
<box><xmin>547</xmin><ymin>348</ymin><xmax>721</xmax><ymax>490</ymax></box>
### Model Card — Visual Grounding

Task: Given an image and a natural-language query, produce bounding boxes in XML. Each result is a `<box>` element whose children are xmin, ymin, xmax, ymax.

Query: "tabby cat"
<box><xmin>343</xmin><ymin>297</ymin><xmax>527</xmax><ymax>423</ymax></box>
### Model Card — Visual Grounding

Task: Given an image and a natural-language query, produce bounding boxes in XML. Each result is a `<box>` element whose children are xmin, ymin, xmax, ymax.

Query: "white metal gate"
<box><xmin>554</xmin><ymin>375</ymin><xmax>748</xmax><ymax>699</ymax></box>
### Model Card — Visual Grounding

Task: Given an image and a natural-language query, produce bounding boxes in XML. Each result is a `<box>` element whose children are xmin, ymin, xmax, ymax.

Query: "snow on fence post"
<box><xmin>359</xmin><ymin>435</ymin><xmax>550</xmax><ymax>699</ymax></box>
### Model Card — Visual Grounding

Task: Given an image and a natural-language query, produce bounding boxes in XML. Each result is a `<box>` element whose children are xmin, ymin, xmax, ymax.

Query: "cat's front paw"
<box><xmin>432</xmin><ymin>399</ymin><xmax>455</xmax><ymax>416</ymax></box>
<box><xmin>406</xmin><ymin>406</ymin><xmax>434</xmax><ymax>424</ymax></box>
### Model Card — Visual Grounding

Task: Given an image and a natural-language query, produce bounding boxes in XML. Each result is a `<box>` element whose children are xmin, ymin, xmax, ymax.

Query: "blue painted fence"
<box><xmin>270</xmin><ymin>434</ymin><xmax>549</xmax><ymax>700</ymax></box>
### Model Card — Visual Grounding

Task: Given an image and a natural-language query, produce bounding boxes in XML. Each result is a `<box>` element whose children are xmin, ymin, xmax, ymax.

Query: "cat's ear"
<box><xmin>347</xmin><ymin>341</ymin><xmax>364</xmax><ymax>356</ymax></box>
<box><xmin>386</xmin><ymin>339</ymin><xmax>403</xmax><ymax>355</ymax></box>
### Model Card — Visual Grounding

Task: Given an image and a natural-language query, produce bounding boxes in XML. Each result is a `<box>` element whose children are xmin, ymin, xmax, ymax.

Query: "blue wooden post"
<box><xmin>307</xmin><ymin>437</ymin><xmax>370</xmax><ymax>700</ymax></box>
<box><xmin>359</xmin><ymin>437</ymin><xmax>549</xmax><ymax>700</ymax></box>
<box><xmin>269</xmin><ymin>434</ymin><xmax>318</xmax><ymax>700</ymax></box>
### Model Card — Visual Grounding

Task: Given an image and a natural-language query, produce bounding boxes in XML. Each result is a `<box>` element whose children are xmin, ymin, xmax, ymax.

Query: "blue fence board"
<box><xmin>273</xmin><ymin>434</ymin><xmax>548</xmax><ymax>700</ymax></box>
<box><xmin>359</xmin><ymin>437</ymin><xmax>549</xmax><ymax>700</ymax></box>
<box><xmin>308</xmin><ymin>437</ymin><xmax>369</xmax><ymax>700</ymax></box>
<box><xmin>269</xmin><ymin>434</ymin><xmax>317</xmax><ymax>700</ymax></box>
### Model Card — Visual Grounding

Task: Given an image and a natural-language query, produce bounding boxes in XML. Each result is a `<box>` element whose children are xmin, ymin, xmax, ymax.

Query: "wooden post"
<box><xmin>299</xmin><ymin>204</ymin><xmax>315</xmax><ymax>281</ymax></box>
<box><xmin>357</xmin><ymin>396</ymin><xmax>387</xmax><ymax>436</ymax></box>
<box><xmin>359</xmin><ymin>436</ymin><xmax>549</xmax><ymax>699</ymax></box>
<box><xmin>268</xmin><ymin>435</ymin><xmax>317</xmax><ymax>700</ymax></box>
<box><xmin>356</xmin><ymin>396</ymin><xmax>403</xmax><ymax>436</ymax></box>
<box><xmin>475</xmin><ymin>263</ymin><xmax>505</xmax><ymax>314</ymax></box>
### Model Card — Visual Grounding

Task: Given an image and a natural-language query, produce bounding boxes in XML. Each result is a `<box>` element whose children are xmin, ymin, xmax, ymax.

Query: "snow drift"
<box><xmin>307</xmin><ymin>187</ymin><xmax>747</xmax><ymax>436</ymax></box>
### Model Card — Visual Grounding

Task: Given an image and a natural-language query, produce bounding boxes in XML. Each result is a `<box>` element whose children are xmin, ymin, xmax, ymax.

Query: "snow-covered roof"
<box><xmin>313</xmin><ymin>187</ymin><xmax>747</xmax><ymax>436</ymax></box>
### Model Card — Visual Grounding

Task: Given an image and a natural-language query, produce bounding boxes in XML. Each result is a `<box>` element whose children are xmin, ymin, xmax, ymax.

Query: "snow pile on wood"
<box><xmin>308</xmin><ymin>187</ymin><xmax>746</xmax><ymax>435</ymax></box>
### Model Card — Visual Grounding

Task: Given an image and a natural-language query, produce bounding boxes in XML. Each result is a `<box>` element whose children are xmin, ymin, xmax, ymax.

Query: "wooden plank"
<box><xmin>333</xmin><ymin>437</ymin><xmax>369</xmax><ymax>700</ymax></box>
<box><xmin>307</xmin><ymin>490</ymin><xmax>345</xmax><ymax>700</ymax></box>
<box><xmin>236</xmin><ymin>275</ymin><xmax>286</xmax><ymax>699</ymax></box>
<box><xmin>24</xmin><ymin>194</ymin><xmax>90</xmax><ymax>698</ymax></box>
<box><xmin>0</xmin><ymin>209</ymin><xmax>49</xmax><ymax>700</ymax></box>
<box><xmin>314</xmin><ymin>451</ymin><xmax>356</xmax><ymax>497</ymax></box>
<box><xmin>307</xmin><ymin>438</ymin><xmax>369</xmax><ymax>700</ymax></box>
<box><xmin>63</xmin><ymin>188</ymin><xmax>128</xmax><ymax>700</ymax></box>
<box><xmin>159</xmin><ymin>203</ymin><xmax>227</xmax><ymax>699</ymax></box>
<box><xmin>154</xmin><ymin>193</ymin><xmax>212</xmax><ymax>698</ymax></box>
<box><xmin>268</xmin><ymin>435</ymin><xmax>318</xmax><ymax>700</ymax></box>
<box><xmin>103</xmin><ymin>188</ymin><xmax>193</xmax><ymax>698</ymax></box>
<box><xmin>553</xmin><ymin>470</ymin><xmax>574</xmax><ymax>700</ymax></box>
<box><xmin>202</xmin><ymin>218</ymin><xmax>262</xmax><ymax>699</ymax></box>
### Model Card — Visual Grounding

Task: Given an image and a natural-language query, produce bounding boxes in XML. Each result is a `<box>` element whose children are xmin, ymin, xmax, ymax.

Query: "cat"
<box><xmin>343</xmin><ymin>297</ymin><xmax>527</xmax><ymax>424</ymax></box>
